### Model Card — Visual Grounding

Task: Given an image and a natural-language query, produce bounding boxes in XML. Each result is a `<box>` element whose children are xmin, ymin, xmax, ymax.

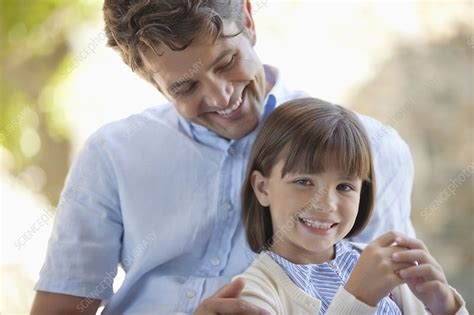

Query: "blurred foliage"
<box><xmin>350</xmin><ymin>22</ymin><xmax>474</xmax><ymax>309</ymax></box>
<box><xmin>0</xmin><ymin>0</ymin><xmax>99</xmax><ymax>203</ymax></box>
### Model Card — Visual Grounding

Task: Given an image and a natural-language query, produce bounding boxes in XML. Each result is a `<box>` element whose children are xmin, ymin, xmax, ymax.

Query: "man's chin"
<box><xmin>194</xmin><ymin>105</ymin><xmax>261</xmax><ymax>140</ymax></box>
<box><xmin>215</xmin><ymin>127</ymin><xmax>254</xmax><ymax>140</ymax></box>
<box><xmin>213</xmin><ymin>120</ymin><xmax>259</xmax><ymax>140</ymax></box>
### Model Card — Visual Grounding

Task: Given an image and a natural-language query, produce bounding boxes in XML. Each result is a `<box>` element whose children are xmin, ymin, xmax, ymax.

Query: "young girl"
<box><xmin>234</xmin><ymin>98</ymin><xmax>467</xmax><ymax>314</ymax></box>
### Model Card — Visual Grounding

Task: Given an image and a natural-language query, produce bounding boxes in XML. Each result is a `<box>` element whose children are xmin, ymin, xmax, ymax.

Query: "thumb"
<box><xmin>214</xmin><ymin>278</ymin><xmax>246</xmax><ymax>298</ymax></box>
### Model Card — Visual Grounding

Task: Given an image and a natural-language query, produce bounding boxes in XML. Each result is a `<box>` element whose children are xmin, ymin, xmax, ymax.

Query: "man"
<box><xmin>31</xmin><ymin>1</ymin><xmax>415</xmax><ymax>314</ymax></box>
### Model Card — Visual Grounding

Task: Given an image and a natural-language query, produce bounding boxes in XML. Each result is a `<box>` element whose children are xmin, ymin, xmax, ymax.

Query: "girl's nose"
<box><xmin>310</xmin><ymin>187</ymin><xmax>337</xmax><ymax>212</ymax></box>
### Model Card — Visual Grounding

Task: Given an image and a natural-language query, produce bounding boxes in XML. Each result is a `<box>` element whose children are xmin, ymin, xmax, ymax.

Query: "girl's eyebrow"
<box><xmin>339</xmin><ymin>175</ymin><xmax>358</xmax><ymax>180</ymax></box>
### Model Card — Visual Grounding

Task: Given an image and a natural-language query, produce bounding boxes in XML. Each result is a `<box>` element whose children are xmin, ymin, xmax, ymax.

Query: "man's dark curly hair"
<box><xmin>103</xmin><ymin>0</ymin><xmax>246</xmax><ymax>85</ymax></box>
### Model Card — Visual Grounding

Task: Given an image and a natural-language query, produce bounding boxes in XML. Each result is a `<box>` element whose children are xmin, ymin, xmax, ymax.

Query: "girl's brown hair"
<box><xmin>242</xmin><ymin>98</ymin><xmax>376</xmax><ymax>253</ymax></box>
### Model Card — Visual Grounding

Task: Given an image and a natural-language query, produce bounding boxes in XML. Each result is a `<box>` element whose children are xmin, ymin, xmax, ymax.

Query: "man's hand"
<box><xmin>194</xmin><ymin>278</ymin><xmax>270</xmax><ymax>315</ymax></box>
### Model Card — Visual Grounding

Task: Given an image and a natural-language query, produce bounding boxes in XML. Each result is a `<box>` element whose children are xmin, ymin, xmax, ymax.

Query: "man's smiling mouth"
<box><xmin>216</xmin><ymin>94</ymin><xmax>243</xmax><ymax>116</ymax></box>
<box><xmin>213</xmin><ymin>87</ymin><xmax>246</xmax><ymax>118</ymax></box>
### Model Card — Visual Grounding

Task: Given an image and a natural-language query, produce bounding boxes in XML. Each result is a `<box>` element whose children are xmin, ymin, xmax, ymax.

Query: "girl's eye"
<box><xmin>337</xmin><ymin>184</ymin><xmax>354</xmax><ymax>191</ymax></box>
<box><xmin>294</xmin><ymin>179</ymin><xmax>313</xmax><ymax>186</ymax></box>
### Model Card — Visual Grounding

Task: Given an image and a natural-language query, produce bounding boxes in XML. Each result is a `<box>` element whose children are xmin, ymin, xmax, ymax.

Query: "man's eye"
<box><xmin>337</xmin><ymin>184</ymin><xmax>354</xmax><ymax>191</ymax></box>
<box><xmin>218</xmin><ymin>54</ymin><xmax>237</xmax><ymax>71</ymax></box>
<box><xmin>175</xmin><ymin>83</ymin><xmax>197</xmax><ymax>95</ymax></box>
<box><xmin>294</xmin><ymin>179</ymin><xmax>313</xmax><ymax>186</ymax></box>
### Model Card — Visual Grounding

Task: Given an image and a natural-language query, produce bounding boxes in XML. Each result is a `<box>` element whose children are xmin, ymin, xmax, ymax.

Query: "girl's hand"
<box><xmin>392</xmin><ymin>237</ymin><xmax>460</xmax><ymax>315</ymax></box>
<box><xmin>344</xmin><ymin>231</ymin><xmax>413</xmax><ymax>306</ymax></box>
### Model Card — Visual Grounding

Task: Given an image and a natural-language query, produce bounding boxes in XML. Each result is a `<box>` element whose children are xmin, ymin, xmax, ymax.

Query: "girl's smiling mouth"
<box><xmin>297</xmin><ymin>216</ymin><xmax>339</xmax><ymax>235</ymax></box>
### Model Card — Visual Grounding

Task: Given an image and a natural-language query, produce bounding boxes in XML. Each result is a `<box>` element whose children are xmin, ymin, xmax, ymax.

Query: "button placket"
<box><xmin>205</xmin><ymin>153</ymin><xmax>232</xmax><ymax>274</ymax></box>
<box><xmin>224</xmin><ymin>202</ymin><xmax>234</xmax><ymax>211</ymax></box>
<box><xmin>186</xmin><ymin>290</ymin><xmax>196</xmax><ymax>298</ymax></box>
<box><xmin>327</xmin><ymin>261</ymin><xmax>343</xmax><ymax>278</ymax></box>
<box><xmin>200</xmin><ymin>142</ymin><xmax>239</xmax><ymax>279</ymax></box>
<box><xmin>211</xmin><ymin>256</ymin><xmax>220</xmax><ymax>266</ymax></box>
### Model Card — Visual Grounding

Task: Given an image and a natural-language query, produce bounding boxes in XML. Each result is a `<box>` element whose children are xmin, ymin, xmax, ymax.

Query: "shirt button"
<box><xmin>186</xmin><ymin>290</ymin><xmax>196</xmax><ymax>298</ymax></box>
<box><xmin>224</xmin><ymin>202</ymin><xmax>234</xmax><ymax>211</ymax></box>
<box><xmin>211</xmin><ymin>257</ymin><xmax>220</xmax><ymax>266</ymax></box>
<box><xmin>228</xmin><ymin>147</ymin><xmax>235</xmax><ymax>156</ymax></box>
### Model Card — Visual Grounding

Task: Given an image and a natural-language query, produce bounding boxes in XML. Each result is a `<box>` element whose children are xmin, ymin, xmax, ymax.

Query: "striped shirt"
<box><xmin>267</xmin><ymin>241</ymin><xmax>402</xmax><ymax>314</ymax></box>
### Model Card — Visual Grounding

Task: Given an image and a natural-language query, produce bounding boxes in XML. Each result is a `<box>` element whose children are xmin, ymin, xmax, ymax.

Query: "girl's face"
<box><xmin>251</xmin><ymin>160</ymin><xmax>363</xmax><ymax>264</ymax></box>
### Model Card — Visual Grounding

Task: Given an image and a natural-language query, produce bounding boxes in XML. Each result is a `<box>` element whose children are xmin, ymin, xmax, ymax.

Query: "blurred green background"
<box><xmin>1</xmin><ymin>0</ymin><xmax>473</xmax><ymax>313</ymax></box>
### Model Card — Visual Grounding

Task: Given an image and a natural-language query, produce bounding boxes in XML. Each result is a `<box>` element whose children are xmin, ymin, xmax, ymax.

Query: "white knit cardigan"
<box><xmin>233</xmin><ymin>244</ymin><xmax>468</xmax><ymax>315</ymax></box>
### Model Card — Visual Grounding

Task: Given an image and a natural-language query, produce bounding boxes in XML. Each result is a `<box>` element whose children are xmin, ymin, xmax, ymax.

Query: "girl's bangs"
<box><xmin>279</xmin><ymin>119</ymin><xmax>372</xmax><ymax>181</ymax></box>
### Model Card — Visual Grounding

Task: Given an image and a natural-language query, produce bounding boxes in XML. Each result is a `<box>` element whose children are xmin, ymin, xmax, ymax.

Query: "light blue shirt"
<box><xmin>267</xmin><ymin>241</ymin><xmax>401</xmax><ymax>314</ymax></box>
<box><xmin>35</xmin><ymin>65</ymin><xmax>415</xmax><ymax>314</ymax></box>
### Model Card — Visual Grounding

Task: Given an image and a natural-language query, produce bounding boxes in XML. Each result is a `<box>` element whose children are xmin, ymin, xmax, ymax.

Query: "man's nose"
<box><xmin>204</xmin><ymin>78</ymin><xmax>233</xmax><ymax>109</ymax></box>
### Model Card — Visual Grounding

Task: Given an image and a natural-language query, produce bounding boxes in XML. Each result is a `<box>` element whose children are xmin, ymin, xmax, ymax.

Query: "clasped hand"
<box><xmin>344</xmin><ymin>231</ymin><xmax>460</xmax><ymax>315</ymax></box>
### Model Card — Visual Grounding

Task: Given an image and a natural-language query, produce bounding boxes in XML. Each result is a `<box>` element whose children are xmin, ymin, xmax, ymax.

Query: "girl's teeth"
<box><xmin>300</xmin><ymin>218</ymin><xmax>333</xmax><ymax>229</ymax></box>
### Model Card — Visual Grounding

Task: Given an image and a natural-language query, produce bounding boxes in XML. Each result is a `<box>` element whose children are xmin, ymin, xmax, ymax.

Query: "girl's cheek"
<box><xmin>285</xmin><ymin>195</ymin><xmax>306</xmax><ymax>211</ymax></box>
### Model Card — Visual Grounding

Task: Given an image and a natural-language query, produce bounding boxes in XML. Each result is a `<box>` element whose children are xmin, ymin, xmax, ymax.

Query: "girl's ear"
<box><xmin>250</xmin><ymin>170</ymin><xmax>270</xmax><ymax>207</ymax></box>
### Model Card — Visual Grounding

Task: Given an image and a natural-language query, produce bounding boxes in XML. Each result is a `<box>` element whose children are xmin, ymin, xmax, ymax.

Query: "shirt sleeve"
<box><xmin>34</xmin><ymin>132</ymin><xmax>123</xmax><ymax>300</ymax></box>
<box><xmin>393</xmin><ymin>284</ymin><xmax>469</xmax><ymax>315</ymax></box>
<box><xmin>452</xmin><ymin>287</ymin><xmax>470</xmax><ymax>315</ymax></box>
<box><xmin>350</xmin><ymin>113</ymin><xmax>416</xmax><ymax>243</ymax></box>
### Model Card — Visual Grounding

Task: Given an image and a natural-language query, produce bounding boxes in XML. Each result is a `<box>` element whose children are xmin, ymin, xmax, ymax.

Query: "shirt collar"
<box><xmin>265</xmin><ymin>241</ymin><xmax>354</xmax><ymax>292</ymax></box>
<box><xmin>266</xmin><ymin>240</ymin><xmax>354</xmax><ymax>269</ymax></box>
<box><xmin>176</xmin><ymin>64</ymin><xmax>288</xmax><ymax>151</ymax></box>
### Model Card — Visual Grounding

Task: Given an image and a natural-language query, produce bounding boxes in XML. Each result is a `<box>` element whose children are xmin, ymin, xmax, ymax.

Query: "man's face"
<box><xmin>141</xmin><ymin>10</ymin><xmax>269</xmax><ymax>140</ymax></box>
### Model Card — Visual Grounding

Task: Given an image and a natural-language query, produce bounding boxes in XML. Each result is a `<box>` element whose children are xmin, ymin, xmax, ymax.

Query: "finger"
<box><xmin>394</xmin><ymin>236</ymin><xmax>429</xmax><ymax>252</ymax></box>
<box><xmin>201</xmin><ymin>297</ymin><xmax>271</xmax><ymax>314</ymax></box>
<box><xmin>398</xmin><ymin>264</ymin><xmax>446</xmax><ymax>282</ymax></box>
<box><xmin>387</xmin><ymin>270</ymin><xmax>407</xmax><ymax>287</ymax></box>
<box><xmin>372</xmin><ymin>231</ymin><xmax>406</xmax><ymax>247</ymax></box>
<box><xmin>392</xmin><ymin>261</ymin><xmax>416</xmax><ymax>272</ymax></box>
<box><xmin>392</xmin><ymin>249</ymin><xmax>441</xmax><ymax>270</ymax></box>
<box><xmin>413</xmin><ymin>280</ymin><xmax>449</xmax><ymax>294</ymax></box>
<box><xmin>405</xmin><ymin>275</ymin><xmax>425</xmax><ymax>287</ymax></box>
<box><xmin>383</xmin><ymin>245</ymin><xmax>410</xmax><ymax>255</ymax></box>
<box><xmin>213</xmin><ymin>278</ymin><xmax>246</xmax><ymax>298</ymax></box>
<box><xmin>378</xmin><ymin>248</ymin><xmax>416</xmax><ymax>270</ymax></box>
<box><xmin>381</xmin><ymin>245</ymin><xmax>415</xmax><ymax>261</ymax></box>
